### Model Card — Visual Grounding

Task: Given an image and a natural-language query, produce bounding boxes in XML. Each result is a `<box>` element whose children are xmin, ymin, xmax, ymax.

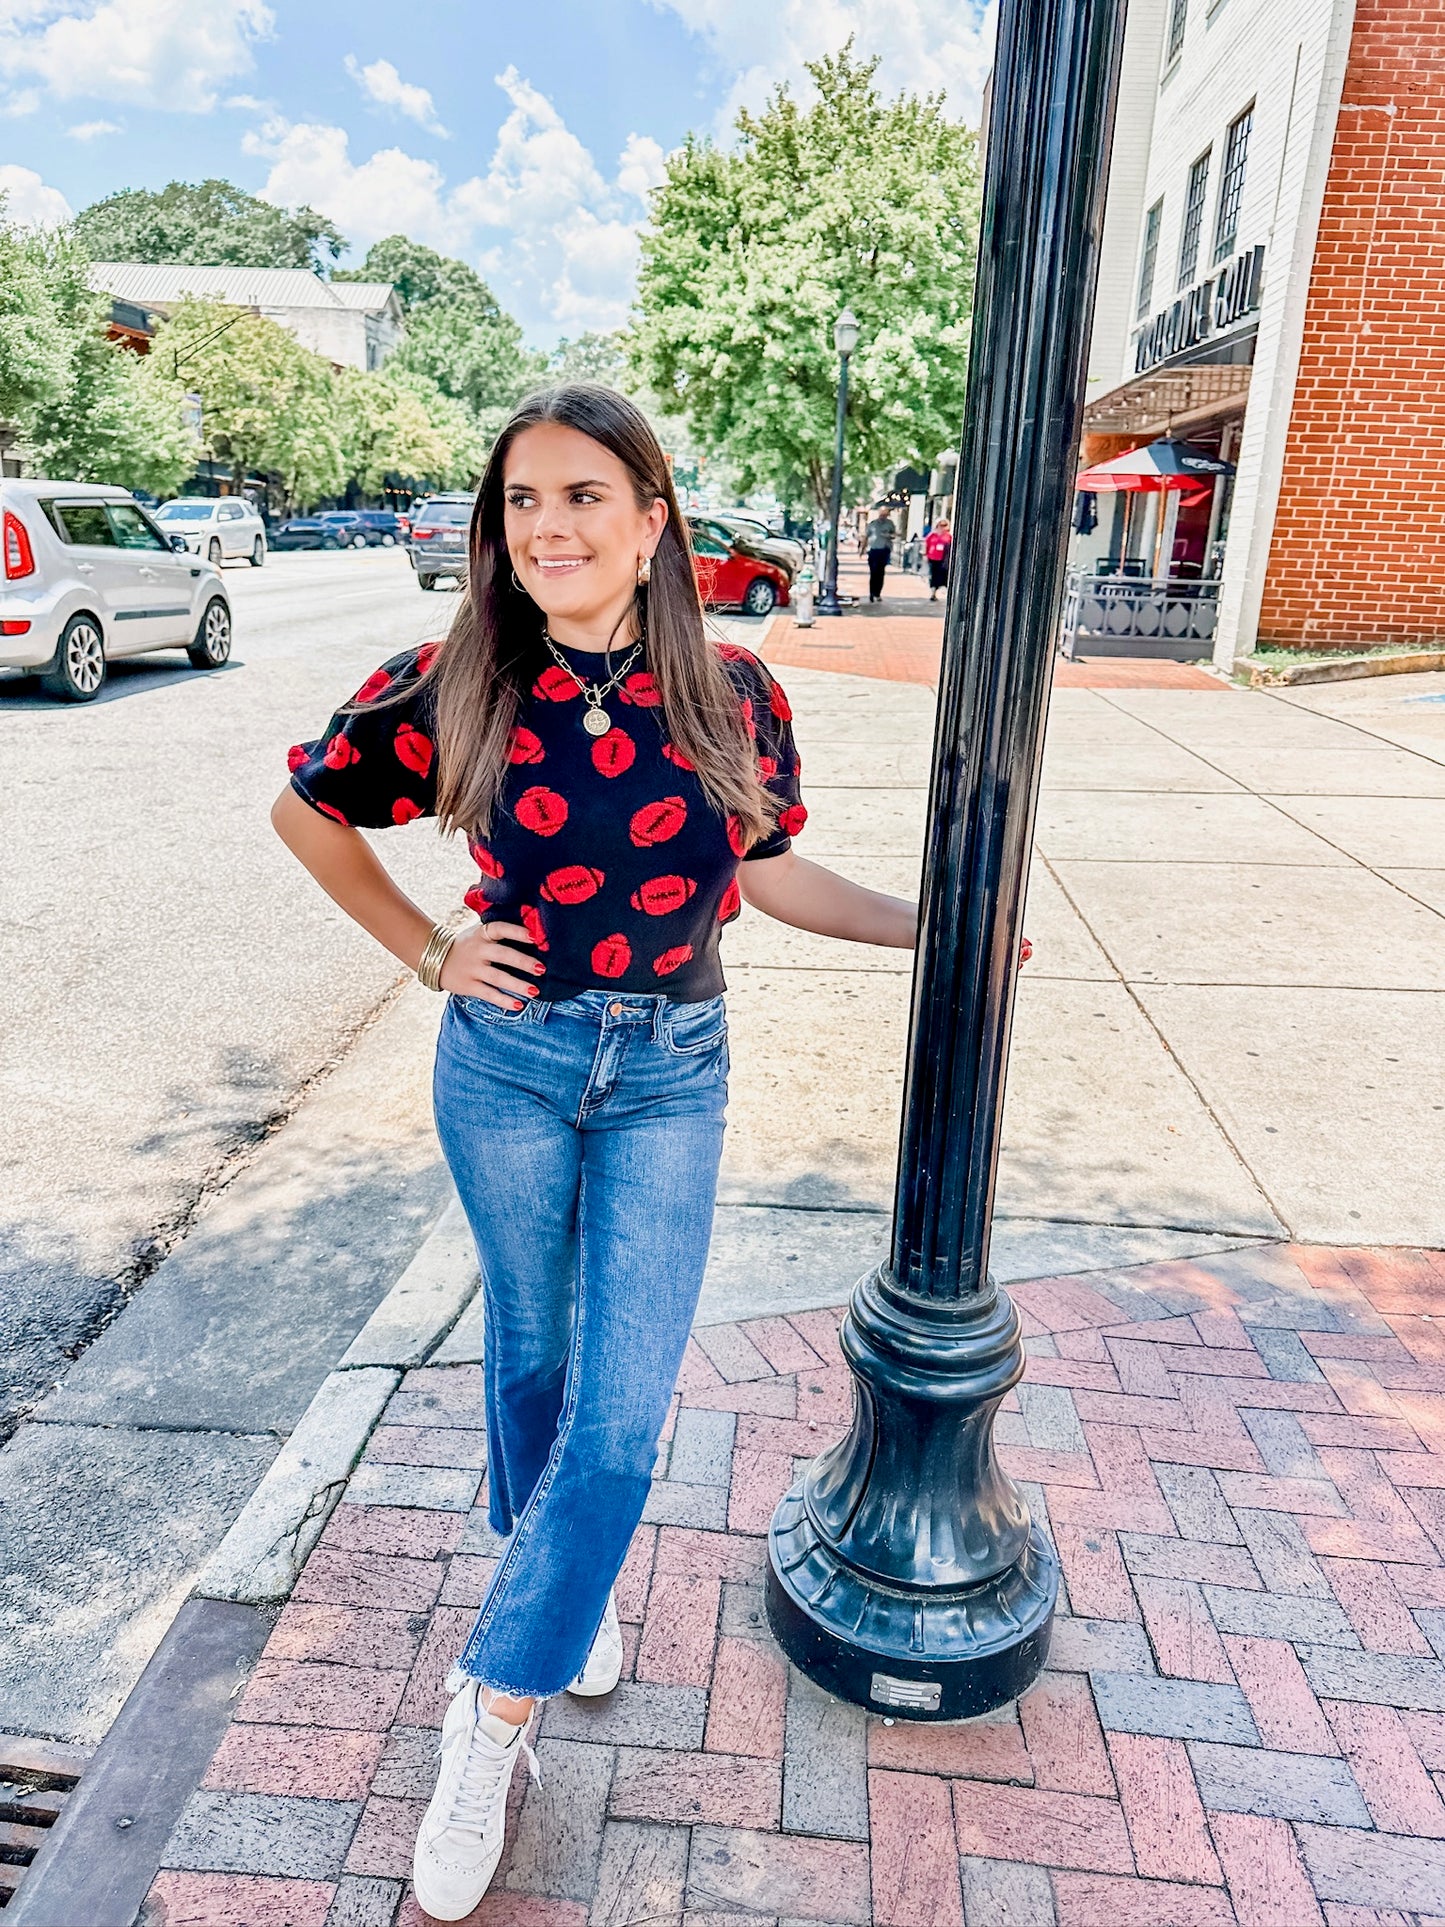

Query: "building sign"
<box><xmin>1133</xmin><ymin>244</ymin><xmax>1265</xmax><ymax>375</ymax></box>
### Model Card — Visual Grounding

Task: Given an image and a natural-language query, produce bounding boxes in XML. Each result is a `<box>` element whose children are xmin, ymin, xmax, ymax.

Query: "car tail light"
<box><xmin>0</xmin><ymin>618</ymin><xmax>31</xmax><ymax>635</ymax></box>
<box><xmin>413</xmin><ymin>528</ymin><xmax>436</xmax><ymax>540</ymax></box>
<box><xmin>3</xmin><ymin>510</ymin><xmax>35</xmax><ymax>580</ymax></box>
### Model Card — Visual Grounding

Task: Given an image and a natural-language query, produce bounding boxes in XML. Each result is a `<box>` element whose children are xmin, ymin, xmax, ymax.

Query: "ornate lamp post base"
<box><xmin>765</xmin><ymin>1265</ymin><xmax>1059</xmax><ymax>1721</ymax></box>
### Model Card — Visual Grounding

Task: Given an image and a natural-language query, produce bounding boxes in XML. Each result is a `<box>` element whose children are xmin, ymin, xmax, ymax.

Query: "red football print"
<box><xmin>591</xmin><ymin>727</ymin><xmax>636</xmax><ymax>777</ymax></box>
<box><xmin>394</xmin><ymin>723</ymin><xmax>434</xmax><ymax>777</ymax></box>
<box><xmin>509</xmin><ymin>726</ymin><xmax>545</xmax><ymax>765</ymax></box>
<box><xmin>287</xmin><ymin>743</ymin><xmax>308</xmax><ymax>772</ymax></box>
<box><xmin>317</xmin><ymin>801</ymin><xmax>349</xmax><ymax>825</ymax></box>
<box><xmin>770</xmin><ymin>682</ymin><xmax>793</xmax><ymax>722</ymax></box>
<box><xmin>592</xmin><ymin>933</ymin><xmax>631</xmax><ymax>978</ymax></box>
<box><xmin>779</xmin><ymin>802</ymin><xmax>808</xmax><ymax>837</ymax></box>
<box><xmin>661</xmin><ymin>741</ymin><xmax>695</xmax><ymax>771</ymax></box>
<box><xmin>354</xmin><ymin>667</ymin><xmax>392</xmax><ymax>703</ymax></box>
<box><xmin>716</xmin><ymin>640</ymin><xmax>745</xmax><ymax>661</ymax></box>
<box><xmin>533</xmin><ymin>664</ymin><xmax>580</xmax><ymax>702</ymax></box>
<box><xmin>415</xmin><ymin>642</ymin><xmax>440</xmax><ymax>674</ymax></box>
<box><xmin>323</xmin><ymin>732</ymin><xmax>360</xmax><ymax>771</ymax></box>
<box><xmin>392</xmin><ymin>796</ymin><xmax>423</xmax><ymax>826</ymax></box>
<box><xmin>726</xmin><ymin>814</ymin><xmax>745</xmax><ymax>857</ymax></box>
<box><xmin>541</xmin><ymin>864</ymin><xmax>604</xmax><ymax>905</ymax></box>
<box><xmin>521</xmin><ymin>903</ymin><xmax>549</xmax><ymax>951</ymax></box>
<box><xmin>653</xmin><ymin>943</ymin><xmax>694</xmax><ymax>977</ymax></box>
<box><xmin>516</xmin><ymin>786</ymin><xmax>569</xmax><ymax>835</ymax></box>
<box><xmin>619</xmin><ymin>670</ymin><xmax>661</xmax><ymax>707</ymax></box>
<box><xmin>470</xmin><ymin>844</ymin><xmax>504</xmax><ymax>879</ymax></box>
<box><xmin>630</xmin><ymin>874</ymin><xmax>697</xmax><ymax>916</ymax></box>
<box><xmin>630</xmin><ymin>796</ymin><xmax>686</xmax><ymax>847</ymax></box>
<box><xmin>463</xmin><ymin>885</ymin><xmax>491</xmax><ymax>916</ymax></box>
<box><xmin>757</xmin><ymin>753</ymin><xmax>779</xmax><ymax>778</ymax></box>
<box><xmin>717</xmin><ymin>877</ymin><xmax>741</xmax><ymax>921</ymax></box>
<box><xmin>739</xmin><ymin>696</ymin><xmax>754</xmax><ymax>729</ymax></box>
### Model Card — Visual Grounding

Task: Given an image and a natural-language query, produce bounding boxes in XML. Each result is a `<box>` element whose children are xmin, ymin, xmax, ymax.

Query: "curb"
<box><xmin>1239</xmin><ymin>647</ymin><xmax>1445</xmax><ymax>686</ymax></box>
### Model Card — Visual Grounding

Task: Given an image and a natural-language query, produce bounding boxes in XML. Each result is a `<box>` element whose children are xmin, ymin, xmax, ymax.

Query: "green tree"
<box><xmin>0</xmin><ymin>196</ymin><xmax>73</xmax><ymax>423</ymax></box>
<box><xmin>18</xmin><ymin>227</ymin><xmax>192</xmax><ymax>494</ymax></box>
<box><xmin>548</xmin><ymin>331</ymin><xmax>629</xmax><ymax>387</ymax></box>
<box><xmin>339</xmin><ymin>367</ymin><xmax>483</xmax><ymax>496</ymax></box>
<box><xmin>340</xmin><ymin>235</ymin><xmax>543</xmax><ymax>429</ymax></box>
<box><xmin>73</xmin><ymin>179</ymin><xmax>346</xmax><ymax>272</ymax></box>
<box><xmin>631</xmin><ymin>44</ymin><xmax>980</xmax><ymax>508</ymax></box>
<box><xmin>147</xmin><ymin>301</ymin><xmax>345</xmax><ymax>505</ymax></box>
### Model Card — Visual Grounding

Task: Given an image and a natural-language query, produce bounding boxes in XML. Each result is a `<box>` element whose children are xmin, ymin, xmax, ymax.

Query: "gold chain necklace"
<box><xmin>541</xmin><ymin>628</ymin><xmax>643</xmax><ymax>737</ymax></box>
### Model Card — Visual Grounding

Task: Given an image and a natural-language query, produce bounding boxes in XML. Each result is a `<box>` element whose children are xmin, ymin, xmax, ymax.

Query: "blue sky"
<box><xmin>0</xmin><ymin>0</ymin><xmax>995</xmax><ymax>347</ymax></box>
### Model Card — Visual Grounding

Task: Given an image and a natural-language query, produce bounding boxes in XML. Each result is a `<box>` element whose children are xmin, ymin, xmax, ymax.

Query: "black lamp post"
<box><xmin>765</xmin><ymin>0</ymin><xmax>1127</xmax><ymax>1721</ymax></box>
<box><xmin>817</xmin><ymin>307</ymin><xmax>859</xmax><ymax>618</ymax></box>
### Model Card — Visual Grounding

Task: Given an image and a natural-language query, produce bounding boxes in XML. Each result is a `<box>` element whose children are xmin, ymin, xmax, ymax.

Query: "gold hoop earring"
<box><xmin>637</xmin><ymin>554</ymin><xmax>652</xmax><ymax>586</ymax></box>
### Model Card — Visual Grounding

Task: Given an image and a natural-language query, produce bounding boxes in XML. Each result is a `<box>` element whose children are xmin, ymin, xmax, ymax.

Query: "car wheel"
<box><xmin>188</xmin><ymin>596</ymin><xmax>232</xmax><ymax>670</ymax></box>
<box><xmin>208</xmin><ymin>537</ymin><xmax>223</xmax><ymax>565</ymax></box>
<box><xmin>42</xmin><ymin>613</ymin><xmax>106</xmax><ymax>702</ymax></box>
<box><xmin>351</xmin><ymin>533</ymin><xmax>368</xmax><ymax>549</ymax></box>
<box><xmin>250</xmin><ymin>537</ymin><xmax>265</xmax><ymax>568</ymax></box>
<box><xmin>322</xmin><ymin>537</ymin><xmax>341</xmax><ymax>550</ymax></box>
<box><xmin>742</xmin><ymin>577</ymin><xmax>778</xmax><ymax>617</ymax></box>
<box><xmin>380</xmin><ymin>533</ymin><xmax>396</xmax><ymax>546</ymax></box>
<box><xmin>418</xmin><ymin>574</ymin><xmax>437</xmax><ymax>591</ymax></box>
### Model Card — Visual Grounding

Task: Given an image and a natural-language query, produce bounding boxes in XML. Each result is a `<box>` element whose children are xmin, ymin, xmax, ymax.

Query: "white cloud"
<box><xmin>0</xmin><ymin>160</ymin><xmax>72</xmax><ymax>224</ymax></box>
<box><xmin>251</xmin><ymin>70</ymin><xmax>664</xmax><ymax>339</ymax></box>
<box><xmin>344</xmin><ymin>54</ymin><xmax>447</xmax><ymax>138</ymax></box>
<box><xmin>66</xmin><ymin>115</ymin><xmax>119</xmax><ymax>137</ymax></box>
<box><xmin>649</xmin><ymin>0</ymin><xmax>996</xmax><ymax>128</ymax></box>
<box><xmin>0</xmin><ymin>0</ymin><xmax>272</xmax><ymax>112</ymax></box>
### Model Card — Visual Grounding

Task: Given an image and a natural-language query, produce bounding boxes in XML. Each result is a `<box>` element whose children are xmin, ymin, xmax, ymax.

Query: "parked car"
<box><xmin>268</xmin><ymin>517</ymin><xmax>350</xmax><ymax>551</ymax></box>
<box><xmin>349</xmin><ymin>510</ymin><xmax>407</xmax><ymax>546</ymax></box>
<box><xmin>688</xmin><ymin>522</ymin><xmax>792</xmax><ymax>617</ymax></box>
<box><xmin>1</xmin><ymin>479</ymin><xmax>232</xmax><ymax>701</ymax></box>
<box><xmin>154</xmin><ymin>496</ymin><xmax>267</xmax><ymax>567</ymax></box>
<box><xmin>408</xmin><ymin>496</ymin><xmax>475</xmax><ymax>590</ymax></box>
<box><xmin>703</xmin><ymin>513</ymin><xmax>805</xmax><ymax>575</ymax></box>
<box><xmin>314</xmin><ymin>510</ymin><xmax>376</xmax><ymax>550</ymax></box>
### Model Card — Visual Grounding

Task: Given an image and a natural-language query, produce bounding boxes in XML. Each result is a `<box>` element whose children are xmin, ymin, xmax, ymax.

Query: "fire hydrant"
<box><xmin>794</xmin><ymin>564</ymin><xmax>816</xmax><ymax>627</ymax></box>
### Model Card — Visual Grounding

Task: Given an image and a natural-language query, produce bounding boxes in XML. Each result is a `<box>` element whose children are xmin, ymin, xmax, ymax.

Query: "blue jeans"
<box><xmin>432</xmin><ymin>987</ymin><xmax>729</xmax><ymax>1699</ymax></box>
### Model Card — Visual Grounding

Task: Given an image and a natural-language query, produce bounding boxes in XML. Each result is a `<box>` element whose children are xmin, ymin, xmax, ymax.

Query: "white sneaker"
<box><xmin>412</xmin><ymin>1675</ymin><xmax>540</xmax><ymax>1922</ymax></box>
<box><xmin>566</xmin><ymin>1589</ymin><xmax>623</xmax><ymax>1697</ymax></box>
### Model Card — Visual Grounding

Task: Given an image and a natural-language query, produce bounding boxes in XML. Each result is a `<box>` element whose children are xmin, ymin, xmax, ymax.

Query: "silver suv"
<box><xmin>154</xmin><ymin>495</ymin><xmax>267</xmax><ymax>567</ymax></box>
<box><xmin>1</xmin><ymin>479</ymin><xmax>233</xmax><ymax>701</ymax></box>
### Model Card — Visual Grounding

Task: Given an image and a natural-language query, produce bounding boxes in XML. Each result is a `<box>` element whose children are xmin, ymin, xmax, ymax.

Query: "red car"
<box><xmin>688</xmin><ymin>520</ymin><xmax>791</xmax><ymax>617</ymax></box>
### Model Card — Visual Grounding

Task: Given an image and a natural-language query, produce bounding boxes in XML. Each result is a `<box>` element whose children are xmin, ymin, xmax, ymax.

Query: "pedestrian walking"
<box><xmin>272</xmin><ymin>384</ymin><xmax>917</xmax><ymax>1922</ymax></box>
<box><xmin>864</xmin><ymin>505</ymin><xmax>897</xmax><ymax>601</ymax></box>
<box><xmin>924</xmin><ymin>517</ymin><xmax>953</xmax><ymax>601</ymax></box>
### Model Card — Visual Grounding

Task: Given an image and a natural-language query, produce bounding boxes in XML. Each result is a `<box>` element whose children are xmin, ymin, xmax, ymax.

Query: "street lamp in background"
<box><xmin>765</xmin><ymin>0</ymin><xmax>1128</xmax><ymax>1720</ymax></box>
<box><xmin>817</xmin><ymin>307</ymin><xmax>860</xmax><ymax>617</ymax></box>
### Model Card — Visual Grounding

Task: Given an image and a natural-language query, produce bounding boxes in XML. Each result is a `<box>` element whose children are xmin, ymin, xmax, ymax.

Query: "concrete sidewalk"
<box><xmin>110</xmin><ymin>1238</ymin><xmax>1445</xmax><ymax>1927</ymax></box>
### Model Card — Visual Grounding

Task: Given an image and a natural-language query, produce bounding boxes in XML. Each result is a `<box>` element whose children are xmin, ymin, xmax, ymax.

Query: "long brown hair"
<box><xmin>392</xmin><ymin>384</ymin><xmax>775</xmax><ymax>847</ymax></box>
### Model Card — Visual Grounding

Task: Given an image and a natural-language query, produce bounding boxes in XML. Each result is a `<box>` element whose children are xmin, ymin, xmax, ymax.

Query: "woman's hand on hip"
<box><xmin>441</xmin><ymin>922</ymin><xmax>545</xmax><ymax>1008</ymax></box>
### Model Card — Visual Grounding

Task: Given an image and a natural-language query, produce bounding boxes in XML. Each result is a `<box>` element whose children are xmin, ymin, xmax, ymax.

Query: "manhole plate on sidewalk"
<box><xmin>0</xmin><ymin>1735</ymin><xmax>92</xmax><ymax>1911</ymax></box>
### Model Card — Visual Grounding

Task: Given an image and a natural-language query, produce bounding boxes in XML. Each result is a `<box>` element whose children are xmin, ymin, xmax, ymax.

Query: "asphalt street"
<box><xmin>0</xmin><ymin>549</ymin><xmax>472</xmax><ymax>1432</ymax></box>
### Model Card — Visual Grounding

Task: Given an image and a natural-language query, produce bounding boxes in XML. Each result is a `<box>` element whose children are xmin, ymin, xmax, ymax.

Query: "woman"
<box><xmin>863</xmin><ymin>505</ymin><xmax>897</xmax><ymax>601</ymax></box>
<box><xmin>924</xmin><ymin>516</ymin><xmax>953</xmax><ymax>601</ymax></box>
<box><xmin>273</xmin><ymin>385</ymin><xmax>916</xmax><ymax>1922</ymax></box>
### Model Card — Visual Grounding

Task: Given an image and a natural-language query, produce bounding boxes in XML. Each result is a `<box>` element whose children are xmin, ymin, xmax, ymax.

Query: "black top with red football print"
<box><xmin>287</xmin><ymin>634</ymin><xmax>806</xmax><ymax>1003</ymax></box>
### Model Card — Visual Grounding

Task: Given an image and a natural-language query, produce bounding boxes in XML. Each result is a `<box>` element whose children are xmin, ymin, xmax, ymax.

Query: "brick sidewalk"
<box><xmin>141</xmin><ymin>1243</ymin><xmax>1445</xmax><ymax>1927</ymax></box>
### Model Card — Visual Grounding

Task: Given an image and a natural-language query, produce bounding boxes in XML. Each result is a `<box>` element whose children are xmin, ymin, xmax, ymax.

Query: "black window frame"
<box><xmin>1177</xmin><ymin>148</ymin><xmax>1212</xmax><ymax>289</ymax></box>
<box><xmin>1213</xmin><ymin>103</ymin><xmax>1254</xmax><ymax>265</ymax></box>
<box><xmin>1166</xmin><ymin>0</ymin><xmax>1189</xmax><ymax>64</ymax></box>
<box><xmin>1136</xmin><ymin>199</ymin><xmax>1163</xmax><ymax>321</ymax></box>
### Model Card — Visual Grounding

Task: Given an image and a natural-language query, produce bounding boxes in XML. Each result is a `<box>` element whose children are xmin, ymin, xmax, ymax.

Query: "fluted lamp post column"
<box><xmin>816</xmin><ymin>307</ymin><xmax>859</xmax><ymax>618</ymax></box>
<box><xmin>765</xmin><ymin>0</ymin><xmax>1128</xmax><ymax>1721</ymax></box>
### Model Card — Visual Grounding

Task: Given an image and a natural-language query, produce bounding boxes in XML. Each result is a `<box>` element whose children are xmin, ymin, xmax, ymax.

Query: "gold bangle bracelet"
<box><xmin>416</xmin><ymin>921</ymin><xmax>458</xmax><ymax>992</ymax></box>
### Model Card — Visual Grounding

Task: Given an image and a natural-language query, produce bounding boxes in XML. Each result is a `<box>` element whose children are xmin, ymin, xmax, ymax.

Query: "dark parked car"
<box><xmin>269</xmin><ymin>516</ymin><xmax>350</xmax><ymax>551</ymax></box>
<box><xmin>349</xmin><ymin>510</ymin><xmax>407</xmax><ymax>546</ymax></box>
<box><xmin>315</xmin><ymin>511</ymin><xmax>376</xmax><ymax>549</ymax></box>
<box><xmin>408</xmin><ymin>496</ymin><xmax>475</xmax><ymax>590</ymax></box>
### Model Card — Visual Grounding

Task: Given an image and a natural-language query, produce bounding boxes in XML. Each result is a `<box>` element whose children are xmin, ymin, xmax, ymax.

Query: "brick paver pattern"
<box><xmin>143</xmin><ymin>1242</ymin><xmax>1445</xmax><ymax>1927</ymax></box>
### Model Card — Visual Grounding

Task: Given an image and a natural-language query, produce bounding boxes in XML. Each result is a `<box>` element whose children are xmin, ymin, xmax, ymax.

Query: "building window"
<box><xmin>1136</xmin><ymin>199</ymin><xmax>1163</xmax><ymax>320</ymax></box>
<box><xmin>1213</xmin><ymin>104</ymin><xmax>1254</xmax><ymax>263</ymax></box>
<box><xmin>1166</xmin><ymin>0</ymin><xmax>1188</xmax><ymax>63</ymax></box>
<box><xmin>1178</xmin><ymin>149</ymin><xmax>1211</xmax><ymax>288</ymax></box>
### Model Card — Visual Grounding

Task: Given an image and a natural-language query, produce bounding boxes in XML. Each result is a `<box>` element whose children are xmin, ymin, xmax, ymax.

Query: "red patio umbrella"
<box><xmin>1075</xmin><ymin>437</ymin><xmax>1234</xmax><ymax>508</ymax></box>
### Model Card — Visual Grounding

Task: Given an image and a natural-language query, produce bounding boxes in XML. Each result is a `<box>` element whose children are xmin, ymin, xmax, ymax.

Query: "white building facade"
<box><xmin>89</xmin><ymin>265</ymin><xmax>404</xmax><ymax>373</ymax></box>
<box><xmin>1078</xmin><ymin>0</ymin><xmax>1355</xmax><ymax>665</ymax></box>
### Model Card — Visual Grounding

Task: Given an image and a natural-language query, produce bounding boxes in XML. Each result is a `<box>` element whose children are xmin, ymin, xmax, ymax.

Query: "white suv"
<box><xmin>1</xmin><ymin>479</ymin><xmax>233</xmax><ymax>701</ymax></box>
<box><xmin>154</xmin><ymin>495</ymin><xmax>267</xmax><ymax>567</ymax></box>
